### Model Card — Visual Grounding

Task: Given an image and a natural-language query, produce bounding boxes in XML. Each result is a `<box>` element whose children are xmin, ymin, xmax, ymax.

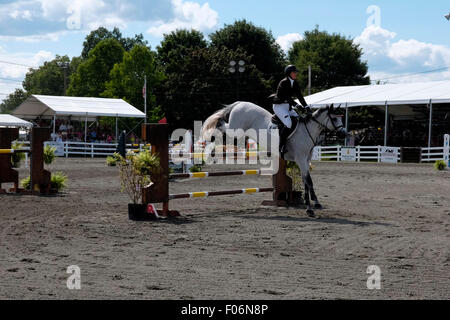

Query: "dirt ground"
<box><xmin>0</xmin><ymin>158</ymin><xmax>449</xmax><ymax>300</ymax></box>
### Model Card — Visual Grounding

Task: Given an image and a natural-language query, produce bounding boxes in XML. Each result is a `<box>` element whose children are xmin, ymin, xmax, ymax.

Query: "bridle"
<box><xmin>304</xmin><ymin>109</ymin><xmax>344</xmax><ymax>147</ymax></box>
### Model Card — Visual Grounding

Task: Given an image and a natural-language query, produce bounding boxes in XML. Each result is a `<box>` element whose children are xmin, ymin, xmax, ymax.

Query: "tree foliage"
<box><xmin>23</xmin><ymin>55</ymin><xmax>76</xmax><ymax>96</ymax></box>
<box><xmin>288</xmin><ymin>26</ymin><xmax>370</xmax><ymax>93</ymax></box>
<box><xmin>156</xmin><ymin>29</ymin><xmax>207</xmax><ymax>74</ymax></box>
<box><xmin>209</xmin><ymin>20</ymin><xmax>286</xmax><ymax>81</ymax></box>
<box><xmin>103</xmin><ymin>45</ymin><xmax>164</xmax><ymax>122</ymax></box>
<box><xmin>81</xmin><ymin>27</ymin><xmax>148</xmax><ymax>59</ymax></box>
<box><xmin>67</xmin><ymin>39</ymin><xmax>125</xmax><ymax>97</ymax></box>
<box><xmin>157</xmin><ymin>46</ymin><xmax>271</xmax><ymax>130</ymax></box>
<box><xmin>0</xmin><ymin>89</ymin><xmax>29</xmax><ymax>114</ymax></box>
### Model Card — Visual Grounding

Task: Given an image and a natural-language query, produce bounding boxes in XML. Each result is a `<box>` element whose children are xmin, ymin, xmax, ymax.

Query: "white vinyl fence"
<box><xmin>13</xmin><ymin>133</ymin><xmax>449</xmax><ymax>167</ymax></box>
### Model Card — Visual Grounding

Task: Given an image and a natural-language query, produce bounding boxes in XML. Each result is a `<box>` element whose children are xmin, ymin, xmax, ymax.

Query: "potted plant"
<box><xmin>117</xmin><ymin>150</ymin><xmax>161</xmax><ymax>220</ymax></box>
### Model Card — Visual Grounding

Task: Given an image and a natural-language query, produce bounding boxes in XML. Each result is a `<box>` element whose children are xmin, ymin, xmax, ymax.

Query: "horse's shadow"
<box><xmin>208</xmin><ymin>208</ymin><xmax>391</xmax><ymax>227</ymax></box>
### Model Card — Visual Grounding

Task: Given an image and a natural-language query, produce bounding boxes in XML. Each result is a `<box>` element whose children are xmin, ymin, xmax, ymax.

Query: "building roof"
<box><xmin>12</xmin><ymin>95</ymin><xmax>146</xmax><ymax>120</ymax></box>
<box><xmin>0</xmin><ymin>114</ymin><xmax>33</xmax><ymax>127</ymax></box>
<box><xmin>305</xmin><ymin>80</ymin><xmax>450</xmax><ymax>108</ymax></box>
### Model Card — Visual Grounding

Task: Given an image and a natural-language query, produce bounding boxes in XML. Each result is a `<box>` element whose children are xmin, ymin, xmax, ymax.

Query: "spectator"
<box><xmin>59</xmin><ymin>122</ymin><xmax>67</xmax><ymax>132</ymax></box>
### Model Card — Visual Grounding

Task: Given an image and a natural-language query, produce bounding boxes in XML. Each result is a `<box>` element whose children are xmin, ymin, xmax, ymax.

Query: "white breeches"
<box><xmin>273</xmin><ymin>103</ymin><xmax>298</xmax><ymax>129</ymax></box>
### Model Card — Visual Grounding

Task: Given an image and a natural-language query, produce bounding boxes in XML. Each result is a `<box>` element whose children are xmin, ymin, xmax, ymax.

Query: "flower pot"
<box><xmin>128</xmin><ymin>203</ymin><xmax>154</xmax><ymax>221</ymax></box>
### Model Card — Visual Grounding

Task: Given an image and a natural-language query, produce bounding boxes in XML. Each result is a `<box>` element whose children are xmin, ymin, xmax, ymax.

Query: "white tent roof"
<box><xmin>12</xmin><ymin>95</ymin><xmax>146</xmax><ymax>120</ymax></box>
<box><xmin>0</xmin><ymin>114</ymin><xmax>33</xmax><ymax>127</ymax></box>
<box><xmin>305</xmin><ymin>80</ymin><xmax>450</xmax><ymax>108</ymax></box>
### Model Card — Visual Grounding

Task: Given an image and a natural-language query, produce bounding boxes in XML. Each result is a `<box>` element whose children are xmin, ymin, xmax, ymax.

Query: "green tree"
<box><xmin>103</xmin><ymin>45</ymin><xmax>164</xmax><ymax>122</ymax></box>
<box><xmin>81</xmin><ymin>27</ymin><xmax>148</xmax><ymax>59</ymax></box>
<box><xmin>158</xmin><ymin>46</ymin><xmax>270</xmax><ymax>129</ymax></box>
<box><xmin>209</xmin><ymin>20</ymin><xmax>286</xmax><ymax>81</ymax></box>
<box><xmin>67</xmin><ymin>39</ymin><xmax>125</xmax><ymax>97</ymax></box>
<box><xmin>288</xmin><ymin>26</ymin><xmax>370</xmax><ymax>93</ymax></box>
<box><xmin>0</xmin><ymin>89</ymin><xmax>29</xmax><ymax>114</ymax></box>
<box><xmin>22</xmin><ymin>55</ymin><xmax>76</xmax><ymax>96</ymax></box>
<box><xmin>156</xmin><ymin>29</ymin><xmax>207</xmax><ymax>73</ymax></box>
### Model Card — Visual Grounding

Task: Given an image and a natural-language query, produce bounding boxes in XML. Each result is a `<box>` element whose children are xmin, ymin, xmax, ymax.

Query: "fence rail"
<box><xmin>9</xmin><ymin>138</ymin><xmax>448</xmax><ymax>166</ymax></box>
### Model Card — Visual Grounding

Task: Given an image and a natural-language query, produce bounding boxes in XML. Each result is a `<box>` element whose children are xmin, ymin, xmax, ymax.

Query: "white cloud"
<box><xmin>355</xmin><ymin>25</ymin><xmax>450</xmax><ymax>83</ymax></box>
<box><xmin>0</xmin><ymin>31</ymin><xmax>66</xmax><ymax>43</ymax></box>
<box><xmin>354</xmin><ymin>25</ymin><xmax>396</xmax><ymax>57</ymax></box>
<box><xmin>0</xmin><ymin>50</ymin><xmax>53</xmax><ymax>84</ymax></box>
<box><xmin>388</xmin><ymin>39</ymin><xmax>450</xmax><ymax>67</ymax></box>
<box><xmin>276</xmin><ymin>33</ymin><xmax>303</xmax><ymax>52</ymax></box>
<box><xmin>0</xmin><ymin>0</ymin><xmax>173</xmax><ymax>41</ymax></box>
<box><xmin>147</xmin><ymin>0</ymin><xmax>218</xmax><ymax>37</ymax></box>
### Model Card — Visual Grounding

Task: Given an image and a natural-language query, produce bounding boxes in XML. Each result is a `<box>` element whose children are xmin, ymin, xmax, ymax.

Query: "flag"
<box><xmin>142</xmin><ymin>83</ymin><xmax>146</xmax><ymax>98</ymax></box>
<box><xmin>158</xmin><ymin>117</ymin><xmax>167</xmax><ymax>124</ymax></box>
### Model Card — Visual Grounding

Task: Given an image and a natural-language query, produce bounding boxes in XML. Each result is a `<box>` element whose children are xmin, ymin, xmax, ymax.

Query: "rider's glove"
<box><xmin>304</xmin><ymin>105</ymin><xmax>312</xmax><ymax>114</ymax></box>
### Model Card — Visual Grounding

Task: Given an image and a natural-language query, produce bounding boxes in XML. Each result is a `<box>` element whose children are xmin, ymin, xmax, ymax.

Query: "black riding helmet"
<box><xmin>284</xmin><ymin>64</ymin><xmax>298</xmax><ymax>76</ymax></box>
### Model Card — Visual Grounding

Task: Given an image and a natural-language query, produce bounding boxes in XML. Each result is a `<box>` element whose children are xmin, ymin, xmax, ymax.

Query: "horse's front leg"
<box><xmin>299</xmin><ymin>160</ymin><xmax>315</xmax><ymax>217</ymax></box>
<box><xmin>306</xmin><ymin>172</ymin><xmax>322</xmax><ymax>210</ymax></box>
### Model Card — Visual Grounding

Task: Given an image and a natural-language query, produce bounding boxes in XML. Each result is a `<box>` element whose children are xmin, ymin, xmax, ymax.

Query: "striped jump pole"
<box><xmin>169</xmin><ymin>187</ymin><xmax>274</xmax><ymax>200</ymax></box>
<box><xmin>170</xmin><ymin>169</ymin><xmax>262</xmax><ymax>180</ymax></box>
<box><xmin>141</xmin><ymin>123</ymin><xmax>296</xmax><ymax>217</ymax></box>
<box><xmin>0</xmin><ymin>149</ymin><xmax>31</xmax><ymax>154</ymax></box>
<box><xmin>169</xmin><ymin>151</ymin><xmax>272</xmax><ymax>159</ymax></box>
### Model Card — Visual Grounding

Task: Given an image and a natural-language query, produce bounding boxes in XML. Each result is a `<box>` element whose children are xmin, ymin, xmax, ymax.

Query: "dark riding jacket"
<box><xmin>272</xmin><ymin>77</ymin><xmax>308</xmax><ymax>108</ymax></box>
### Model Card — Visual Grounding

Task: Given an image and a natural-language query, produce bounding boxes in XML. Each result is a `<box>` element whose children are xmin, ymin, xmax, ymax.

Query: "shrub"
<box><xmin>51</xmin><ymin>171</ymin><xmax>68</xmax><ymax>191</ymax></box>
<box><xmin>106</xmin><ymin>152</ymin><xmax>122</xmax><ymax>166</ymax></box>
<box><xmin>434</xmin><ymin>160</ymin><xmax>447</xmax><ymax>171</ymax></box>
<box><xmin>189</xmin><ymin>164</ymin><xmax>203</xmax><ymax>172</ymax></box>
<box><xmin>117</xmin><ymin>150</ymin><xmax>161</xmax><ymax>204</ymax></box>
<box><xmin>11</xmin><ymin>142</ymin><xmax>25</xmax><ymax>168</ymax></box>
<box><xmin>20</xmin><ymin>172</ymin><xmax>68</xmax><ymax>191</ymax></box>
<box><xmin>43</xmin><ymin>145</ymin><xmax>56</xmax><ymax>165</ymax></box>
<box><xmin>286</xmin><ymin>161</ymin><xmax>303</xmax><ymax>192</ymax></box>
<box><xmin>21</xmin><ymin>176</ymin><xmax>31</xmax><ymax>190</ymax></box>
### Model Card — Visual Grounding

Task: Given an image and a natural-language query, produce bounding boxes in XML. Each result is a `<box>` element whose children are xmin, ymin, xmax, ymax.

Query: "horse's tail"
<box><xmin>200</xmin><ymin>103</ymin><xmax>238</xmax><ymax>141</ymax></box>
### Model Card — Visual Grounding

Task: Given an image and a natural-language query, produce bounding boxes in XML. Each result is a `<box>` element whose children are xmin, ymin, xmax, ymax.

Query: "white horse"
<box><xmin>201</xmin><ymin>101</ymin><xmax>346</xmax><ymax>217</ymax></box>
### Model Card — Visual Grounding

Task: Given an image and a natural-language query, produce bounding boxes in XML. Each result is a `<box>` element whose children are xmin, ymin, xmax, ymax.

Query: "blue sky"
<box><xmin>1</xmin><ymin>0</ymin><xmax>450</xmax><ymax>102</ymax></box>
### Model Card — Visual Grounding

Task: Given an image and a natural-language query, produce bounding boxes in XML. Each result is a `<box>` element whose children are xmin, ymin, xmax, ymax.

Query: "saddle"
<box><xmin>270</xmin><ymin>114</ymin><xmax>299</xmax><ymax>139</ymax></box>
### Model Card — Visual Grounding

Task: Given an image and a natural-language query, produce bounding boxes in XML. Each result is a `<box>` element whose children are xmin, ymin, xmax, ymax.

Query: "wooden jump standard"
<box><xmin>141</xmin><ymin>123</ymin><xmax>302</xmax><ymax>217</ymax></box>
<box><xmin>0</xmin><ymin>127</ymin><xmax>51</xmax><ymax>194</ymax></box>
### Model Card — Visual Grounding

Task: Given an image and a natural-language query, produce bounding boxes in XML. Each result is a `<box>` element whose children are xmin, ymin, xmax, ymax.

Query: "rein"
<box><xmin>303</xmin><ymin>111</ymin><xmax>344</xmax><ymax>147</ymax></box>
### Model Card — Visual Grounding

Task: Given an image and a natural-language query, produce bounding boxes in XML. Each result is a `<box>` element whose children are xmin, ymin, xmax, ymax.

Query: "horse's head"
<box><xmin>314</xmin><ymin>104</ymin><xmax>347</xmax><ymax>138</ymax></box>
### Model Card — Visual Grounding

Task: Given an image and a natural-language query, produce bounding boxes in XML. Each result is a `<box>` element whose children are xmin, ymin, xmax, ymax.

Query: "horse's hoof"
<box><xmin>306</xmin><ymin>209</ymin><xmax>315</xmax><ymax>217</ymax></box>
<box><xmin>314</xmin><ymin>203</ymin><xmax>323</xmax><ymax>210</ymax></box>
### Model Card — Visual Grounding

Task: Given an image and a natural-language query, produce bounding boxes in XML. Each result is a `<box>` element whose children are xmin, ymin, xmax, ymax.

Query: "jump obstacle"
<box><xmin>141</xmin><ymin>123</ymin><xmax>302</xmax><ymax>216</ymax></box>
<box><xmin>0</xmin><ymin>127</ymin><xmax>51</xmax><ymax>194</ymax></box>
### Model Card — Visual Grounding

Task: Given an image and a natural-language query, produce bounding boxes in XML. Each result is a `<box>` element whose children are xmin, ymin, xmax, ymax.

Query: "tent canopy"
<box><xmin>12</xmin><ymin>95</ymin><xmax>146</xmax><ymax>120</ymax></box>
<box><xmin>305</xmin><ymin>80</ymin><xmax>450</xmax><ymax>108</ymax></box>
<box><xmin>0</xmin><ymin>114</ymin><xmax>33</xmax><ymax>127</ymax></box>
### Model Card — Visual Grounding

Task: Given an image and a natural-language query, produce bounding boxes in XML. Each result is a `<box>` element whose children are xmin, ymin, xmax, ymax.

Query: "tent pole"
<box><xmin>384</xmin><ymin>101</ymin><xmax>388</xmax><ymax>146</ymax></box>
<box><xmin>345</xmin><ymin>103</ymin><xmax>348</xmax><ymax>147</ymax></box>
<box><xmin>428</xmin><ymin>99</ymin><xmax>433</xmax><ymax>157</ymax></box>
<box><xmin>85</xmin><ymin>115</ymin><xmax>87</xmax><ymax>143</ymax></box>
<box><xmin>115</xmin><ymin>116</ymin><xmax>118</xmax><ymax>142</ymax></box>
<box><xmin>53</xmin><ymin>114</ymin><xmax>56</xmax><ymax>140</ymax></box>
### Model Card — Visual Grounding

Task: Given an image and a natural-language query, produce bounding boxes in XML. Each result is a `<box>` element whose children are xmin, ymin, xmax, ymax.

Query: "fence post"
<box><xmin>357</xmin><ymin>145</ymin><xmax>360</xmax><ymax>162</ymax></box>
<box><xmin>377</xmin><ymin>146</ymin><xmax>381</xmax><ymax>163</ymax></box>
<box><xmin>337</xmin><ymin>145</ymin><xmax>341</xmax><ymax>162</ymax></box>
<box><xmin>91</xmin><ymin>143</ymin><xmax>94</xmax><ymax>158</ymax></box>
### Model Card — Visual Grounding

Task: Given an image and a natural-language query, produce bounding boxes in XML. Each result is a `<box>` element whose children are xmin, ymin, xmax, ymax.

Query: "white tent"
<box><xmin>0</xmin><ymin>114</ymin><xmax>32</xmax><ymax>127</ymax></box>
<box><xmin>305</xmin><ymin>80</ymin><xmax>450</xmax><ymax>107</ymax></box>
<box><xmin>304</xmin><ymin>80</ymin><xmax>450</xmax><ymax>148</ymax></box>
<box><xmin>13</xmin><ymin>95</ymin><xmax>146</xmax><ymax>120</ymax></box>
<box><xmin>12</xmin><ymin>95</ymin><xmax>146</xmax><ymax>141</ymax></box>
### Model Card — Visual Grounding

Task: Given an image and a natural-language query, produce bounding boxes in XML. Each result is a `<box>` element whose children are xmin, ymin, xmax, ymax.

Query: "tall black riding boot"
<box><xmin>279</xmin><ymin>126</ymin><xmax>289</xmax><ymax>157</ymax></box>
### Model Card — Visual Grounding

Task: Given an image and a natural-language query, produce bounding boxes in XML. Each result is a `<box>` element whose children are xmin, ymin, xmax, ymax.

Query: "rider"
<box><xmin>272</xmin><ymin>64</ymin><xmax>312</xmax><ymax>155</ymax></box>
